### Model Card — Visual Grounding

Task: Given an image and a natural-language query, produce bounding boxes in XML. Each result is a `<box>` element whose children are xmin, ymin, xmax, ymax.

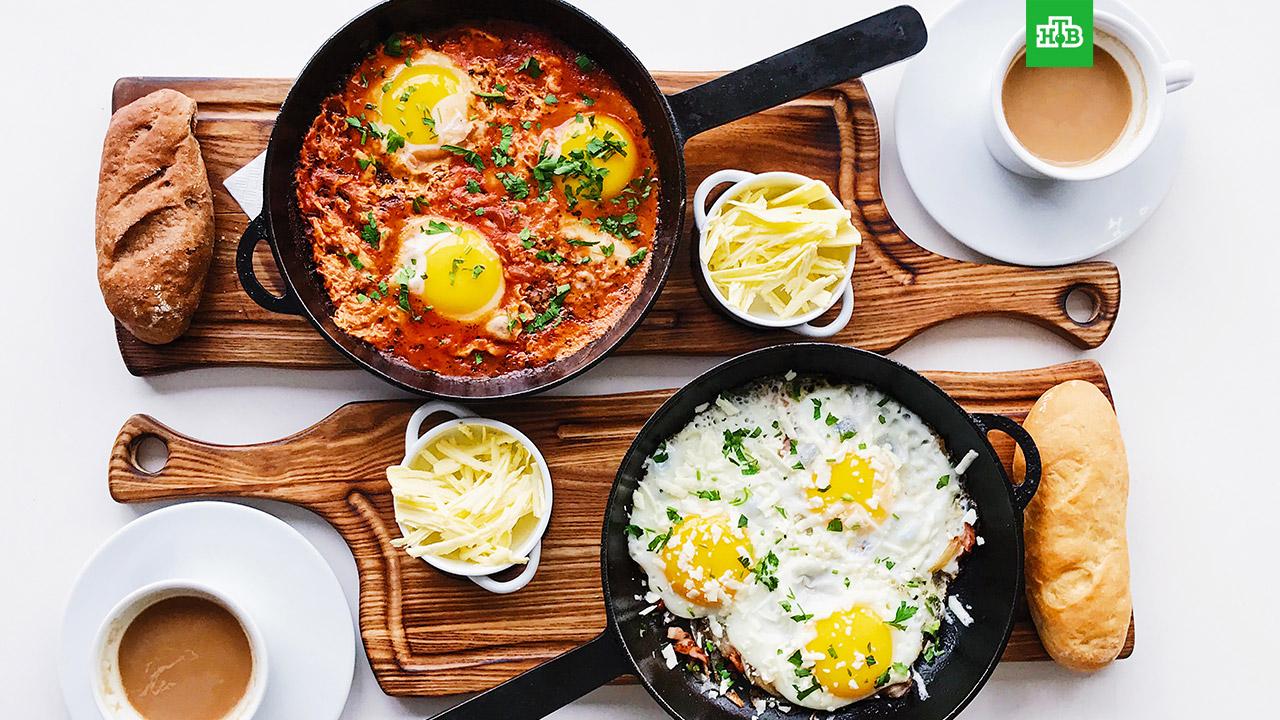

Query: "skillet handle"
<box><xmin>972</xmin><ymin>413</ymin><xmax>1041</xmax><ymax>512</ymax></box>
<box><xmin>428</xmin><ymin>631</ymin><xmax>630</xmax><ymax>720</ymax></box>
<box><xmin>236</xmin><ymin>213</ymin><xmax>302</xmax><ymax>315</ymax></box>
<box><xmin>666</xmin><ymin>5</ymin><xmax>927</xmax><ymax>141</ymax></box>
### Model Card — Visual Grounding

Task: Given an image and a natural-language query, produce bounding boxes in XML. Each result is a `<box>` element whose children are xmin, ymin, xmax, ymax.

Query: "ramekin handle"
<box><xmin>405</xmin><ymin>401</ymin><xmax>476</xmax><ymax>454</ymax></box>
<box><xmin>693</xmin><ymin>169</ymin><xmax>757</xmax><ymax>231</ymax></box>
<box><xmin>788</xmin><ymin>282</ymin><xmax>855</xmax><ymax>338</ymax></box>
<box><xmin>470</xmin><ymin>543</ymin><xmax>542</xmax><ymax>595</ymax></box>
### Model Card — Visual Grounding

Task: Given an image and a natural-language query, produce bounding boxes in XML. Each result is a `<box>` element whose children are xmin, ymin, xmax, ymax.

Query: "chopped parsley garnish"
<box><xmin>601</xmin><ymin>242</ymin><xmax>616</xmax><ymax>257</ymax></box>
<box><xmin>525</xmin><ymin>283</ymin><xmax>571</xmax><ymax>332</ymax></box>
<box><xmin>575</xmin><ymin>54</ymin><xmax>594</xmax><ymax>71</ymax></box>
<box><xmin>465</xmin><ymin>179</ymin><xmax>483</xmax><ymax>194</ymax></box>
<box><xmin>543</xmin><ymin>93</ymin><xmax>558</xmax><ymax>105</ymax></box>
<box><xmin>811</xmin><ymin>398</ymin><xmax>823</xmax><ymax>419</ymax></box>
<box><xmin>497</xmin><ymin>171</ymin><xmax>529</xmax><ymax>199</ymax></box>
<box><xmin>473</xmin><ymin>89</ymin><xmax>508</xmax><ymax>104</ymax></box>
<box><xmin>694</xmin><ymin>489</ymin><xmax>721</xmax><ymax>501</ymax></box>
<box><xmin>492</xmin><ymin>125</ymin><xmax>515</xmax><ymax>167</ymax></box>
<box><xmin>471</xmin><ymin>265</ymin><xmax>485</xmax><ymax>279</ymax></box>
<box><xmin>600</xmin><ymin>212</ymin><xmax>641</xmax><ymax>240</ymax></box>
<box><xmin>625</xmin><ymin>247</ymin><xmax>648</xmax><ymax>266</ymax></box>
<box><xmin>383</xmin><ymin>34</ymin><xmax>405</xmax><ymax>57</ymax></box>
<box><xmin>385</xmin><ymin>127</ymin><xmax>406</xmax><ymax>153</ymax></box>
<box><xmin>425</xmin><ymin>220</ymin><xmax>455</xmax><ymax>235</ymax></box>
<box><xmin>580</xmin><ymin>93</ymin><xmax>596</xmax><ymax>106</ymax></box>
<box><xmin>878</xmin><ymin>414</ymin><xmax>887</xmax><ymax>424</ymax></box>
<box><xmin>411</xmin><ymin>196</ymin><xmax>428</xmax><ymax>213</ymax></box>
<box><xmin>441</xmin><ymin>144</ymin><xmax>485</xmax><ymax>171</ymax></box>
<box><xmin>567</xmin><ymin>238</ymin><xmax>598</xmax><ymax>247</ymax></box>
<box><xmin>345</xmin><ymin>253</ymin><xmax>363</xmax><ymax>270</ymax></box>
<box><xmin>721</xmin><ymin>428</ymin><xmax>761</xmax><ymax>475</ymax></box>
<box><xmin>359</xmin><ymin>212</ymin><xmax>382</xmax><ymax>249</ymax></box>
<box><xmin>624</xmin><ymin>524</ymin><xmax>645</xmax><ymax>539</ymax></box>
<box><xmin>877</xmin><ymin>396</ymin><xmax>891</xmax><ymax>407</ymax></box>
<box><xmin>738</xmin><ymin>514</ymin><xmax>748</xmax><ymax>528</ymax></box>
<box><xmin>729</xmin><ymin>487</ymin><xmax>751</xmax><ymax>506</ymax></box>
<box><xmin>827</xmin><ymin>519</ymin><xmax>843</xmax><ymax>532</ymax></box>
<box><xmin>825</xmin><ymin>413</ymin><xmax>838</xmax><ymax>426</ymax></box>
<box><xmin>647</xmin><ymin>529</ymin><xmax>672</xmax><ymax>552</ymax></box>
<box><xmin>937</xmin><ymin>474</ymin><xmax>950</xmax><ymax>489</ymax></box>
<box><xmin>344</xmin><ymin>115</ymin><xmax>385</xmax><ymax>145</ymax></box>
<box><xmin>839</xmin><ymin>429</ymin><xmax>857</xmax><ymax>441</ymax></box>
<box><xmin>535</xmin><ymin>249</ymin><xmax>565</xmax><ymax>264</ymax></box>
<box><xmin>517</xmin><ymin>56</ymin><xmax>542</xmax><ymax>77</ymax></box>
<box><xmin>651</xmin><ymin>442</ymin><xmax>669</xmax><ymax>463</ymax></box>
<box><xmin>752</xmin><ymin>551</ymin><xmax>779</xmax><ymax>591</ymax></box>
<box><xmin>885</xmin><ymin>601</ymin><xmax>918</xmax><ymax>631</ymax></box>
<box><xmin>666</xmin><ymin>507</ymin><xmax>682</xmax><ymax>523</ymax></box>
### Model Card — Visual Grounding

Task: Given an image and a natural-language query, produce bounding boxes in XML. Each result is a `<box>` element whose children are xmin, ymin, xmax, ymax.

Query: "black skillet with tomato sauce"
<box><xmin>295</xmin><ymin>22</ymin><xmax>660</xmax><ymax>378</ymax></box>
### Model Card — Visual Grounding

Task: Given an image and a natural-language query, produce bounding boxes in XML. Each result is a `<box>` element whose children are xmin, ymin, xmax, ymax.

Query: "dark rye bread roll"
<box><xmin>96</xmin><ymin>88</ymin><xmax>214</xmax><ymax>344</ymax></box>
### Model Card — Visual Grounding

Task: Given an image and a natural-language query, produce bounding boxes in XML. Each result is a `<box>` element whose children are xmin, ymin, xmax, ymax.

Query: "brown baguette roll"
<box><xmin>96</xmin><ymin>88</ymin><xmax>213</xmax><ymax>344</ymax></box>
<box><xmin>1013</xmin><ymin>380</ymin><xmax>1130</xmax><ymax>671</ymax></box>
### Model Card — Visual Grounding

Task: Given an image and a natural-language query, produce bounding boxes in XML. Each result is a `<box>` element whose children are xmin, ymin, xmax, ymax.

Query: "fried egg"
<box><xmin>395</xmin><ymin>217</ymin><xmax>508</xmax><ymax>329</ymax></box>
<box><xmin>374</xmin><ymin>50</ymin><xmax>475</xmax><ymax>171</ymax></box>
<box><xmin>547</xmin><ymin>113</ymin><xmax>639</xmax><ymax>200</ymax></box>
<box><xmin>627</xmin><ymin>376</ymin><xmax>976</xmax><ymax>710</ymax></box>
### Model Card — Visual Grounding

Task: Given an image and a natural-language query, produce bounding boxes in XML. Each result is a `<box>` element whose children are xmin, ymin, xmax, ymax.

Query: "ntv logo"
<box><xmin>1035</xmin><ymin>16</ymin><xmax>1085</xmax><ymax>49</ymax></box>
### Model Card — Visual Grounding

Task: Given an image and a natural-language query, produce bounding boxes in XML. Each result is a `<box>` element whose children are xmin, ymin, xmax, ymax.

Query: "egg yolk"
<box><xmin>809</xmin><ymin>454</ymin><xmax>887</xmax><ymax>522</ymax></box>
<box><xmin>557</xmin><ymin>114</ymin><xmax>638</xmax><ymax>199</ymax></box>
<box><xmin>378</xmin><ymin>64</ymin><xmax>460</xmax><ymax>142</ymax></box>
<box><xmin>807</xmin><ymin>606</ymin><xmax>894</xmax><ymax>700</ymax></box>
<box><xmin>418</xmin><ymin>229</ymin><xmax>503</xmax><ymax>320</ymax></box>
<box><xmin>659</xmin><ymin>515</ymin><xmax>753</xmax><ymax>606</ymax></box>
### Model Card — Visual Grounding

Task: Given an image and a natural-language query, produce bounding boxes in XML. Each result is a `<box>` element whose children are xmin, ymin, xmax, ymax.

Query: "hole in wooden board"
<box><xmin>1064</xmin><ymin>285</ymin><xmax>1101</xmax><ymax>325</ymax></box>
<box><xmin>130</xmin><ymin>434</ymin><xmax>170</xmax><ymax>475</ymax></box>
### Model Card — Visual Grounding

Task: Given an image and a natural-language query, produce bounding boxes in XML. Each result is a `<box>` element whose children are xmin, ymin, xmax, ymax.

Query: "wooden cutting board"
<box><xmin>107</xmin><ymin>360</ymin><xmax>1134</xmax><ymax>696</ymax></box>
<box><xmin>108</xmin><ymin>76</ymin><xmax>1120</xmax><ymax>376</ymax></box>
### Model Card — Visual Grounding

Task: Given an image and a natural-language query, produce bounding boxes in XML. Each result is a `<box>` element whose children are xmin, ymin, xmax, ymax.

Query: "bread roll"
<box><xmin>96</xmin><ymin>88</ymin><xmax>213</xmax><ymax>344</ymax></box>
<box><xmin>1014</xmin><ymin>380</ymin><xmax>1130</xmax><ymax>671</ymax></box>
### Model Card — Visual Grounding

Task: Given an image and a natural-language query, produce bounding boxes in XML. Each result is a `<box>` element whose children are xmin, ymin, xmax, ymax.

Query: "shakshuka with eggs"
<box><xmin>295</xmin><ymin>23</ymin><xmax>659</xmax><ymax>377</ymax></box>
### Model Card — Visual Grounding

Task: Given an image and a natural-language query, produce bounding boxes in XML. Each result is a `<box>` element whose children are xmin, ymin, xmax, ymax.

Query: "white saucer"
<box><xmin>59</xmin><ymin>501</ymin><xmax>355</xmax><ymax>719</ymax></box>
<box><xmin>895</xmin><ymin>0</ymin><xmax>1187</xmax><ymax>266</ymax></box>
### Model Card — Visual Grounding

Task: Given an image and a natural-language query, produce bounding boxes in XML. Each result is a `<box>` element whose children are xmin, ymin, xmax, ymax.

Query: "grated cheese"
<box><xmin>702</xmin><ymin>179</ymin><xmax>860</xmax><ymax>320</ymax></box>
<box><xmin>388</xmin><ymin>423</ymin><xmax>545</xmax><ymax>566</ymax></box>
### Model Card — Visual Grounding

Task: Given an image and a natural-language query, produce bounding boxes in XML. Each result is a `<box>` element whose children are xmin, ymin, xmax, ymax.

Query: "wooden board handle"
<box><xmin>108</xmin><ymin>412</ymin><xmax>388</xmax><ymax>505</ymax></box>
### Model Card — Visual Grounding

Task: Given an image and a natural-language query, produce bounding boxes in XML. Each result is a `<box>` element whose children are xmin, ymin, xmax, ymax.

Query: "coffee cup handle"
<box><xmin>788</xmin><ymin>282</ymin><xmax>855</xmax><ymax>338</ymax></box>
<box><xmin>693</xmin><ymin>169</ymin><xmax>757</xmax><ymax>231</ymax></box>
<box><xmin>405</xmin><ymin>401</ymin><xmax>476</xmax><ymax>453</ymax></box>
<box><xmin>1163</xmin><ymin>60</ymin><xmax>1195</xmax><ymax>94</ymax></box>
<box><xmin>470</xmin><ymin>542</ymin><xmax>542</xmax><ymax>594</ymax></box>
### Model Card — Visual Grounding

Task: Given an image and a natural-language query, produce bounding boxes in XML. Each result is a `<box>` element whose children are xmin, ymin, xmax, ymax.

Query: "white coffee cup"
<box><xmin>693</xmin><ymin>169</ymin><xmax>857</xmax><ymax>337</ymax></box>
<box><xmin>399</xmin><ymin>401</ymin><xmax>553</xmax><ymax>595</ymax></box>
<box><xmin>91</xmin><ymin>580</ymin><xmax>268</xmax><ymax>720</ymax></box>
<box><xmin>983</xmin><ymin>10</ymin><xmax>1194</xmax><ymax>181</ymax></box>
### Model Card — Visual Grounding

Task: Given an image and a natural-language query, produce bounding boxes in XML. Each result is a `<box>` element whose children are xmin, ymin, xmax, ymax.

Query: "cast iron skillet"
<box><xmin>235</xmin><ymin>0</ymin><xmax>927</xmax><ymax>399</ymax></box>
<box><xmin>430</xmin><ymin>343</ymin><xmax>1042</xmax><ymax>720</ymax></box>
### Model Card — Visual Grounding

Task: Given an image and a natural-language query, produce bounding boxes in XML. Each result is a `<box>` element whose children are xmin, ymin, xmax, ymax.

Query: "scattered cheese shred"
<box><xmin>702</xmin><ymin>179</ymin><xmax>860</xmax><ymax>319</ymax></box>
<box><xmin>388</xmin><ymin>423</ymin><xmax>545</xmax><ymax>566</ymax></box>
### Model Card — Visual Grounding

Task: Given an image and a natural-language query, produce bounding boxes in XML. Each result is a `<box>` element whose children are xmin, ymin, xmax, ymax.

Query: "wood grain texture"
<box><xmin>107</xmin><ymin>76</ymin><xmax>1120</xmax><ymax>376</ymax></box>
<box><xmin>107</xmin><ymin>360</ymin><xmax>1134</xmax><ymax>696</ymax></box>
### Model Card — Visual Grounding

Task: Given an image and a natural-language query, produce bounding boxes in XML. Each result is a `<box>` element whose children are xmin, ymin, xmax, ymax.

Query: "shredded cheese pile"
<box><xmin>388</xmin><ymin>423</ymin><xmax>545</xmax><ymax>566</ymax></box>
<box><xmin>702</xmin><ymin>180</ymin><xmax>860</xmax><ymax>319</ymax></box>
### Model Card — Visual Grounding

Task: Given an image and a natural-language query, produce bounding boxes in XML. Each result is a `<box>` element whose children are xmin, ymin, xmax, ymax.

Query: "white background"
<box><xmin>1</xmin><ymin>0</ymin><xmax>1276</xmax><ymax>717</ymax></box>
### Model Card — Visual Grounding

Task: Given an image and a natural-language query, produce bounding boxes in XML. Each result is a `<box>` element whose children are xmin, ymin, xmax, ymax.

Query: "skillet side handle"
<box><xmin>666</xmin><ymin>5</ymin><xmax>927</xmax><ymax>141</ymax></box>
<box><xmin>428</xmin><ymin>631</ymin><xmax>630</xmax><ymax>720</ymax></box>
<box><xmin>236</xmin><ymin>213</ymin><xmax>302</xmax><ymax>315</ymax></box>
<box><xmin>973</xmin><ymin>413</ymin><xmax>1041</xmax><ymax>512</ymax></box>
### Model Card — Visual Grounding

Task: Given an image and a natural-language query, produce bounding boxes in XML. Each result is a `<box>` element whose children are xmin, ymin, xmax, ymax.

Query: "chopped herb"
<box><xmin>753</xmin><ymin>551</ymin><xmax>780</xmax><ymax>590</ymax></box>
<box><xmin>385</xmin><ymin>127</ymin><xmax>406</xmax><ymax>153</ymax></box>
<box><xmin>441</xmin><ymin>144</ymin><xmax>485</xmax><ymax>171</ymax></box>
<box><xmin>875</xmin><ymin>669</ymin><xmax>891</xmax><ymax>687</ymax></box>
<box><xmin>625</xmin><ymin>247</ymin><xmax>648</xmax><ymax>266</ymax></box>
<box><xmin>497</xmin><ymin>171</ymin><xmax>529</xmax><ymax>199</ymax></box>
<box><xmin>411</xmin><ymin>196</ymin><xmax>428</xmax><ymax>213</ymax></box>
<box><xmin>425</xmin><ymin>220</ymin><xmax>455</xmax><ymax>235</ymax></box>
<box><xmin>812</xmin><ymin>398</ymin><xmax>823</xmax><ymax>419</ymax></box>
<box><xmin>471</xmin><ymin>265</ymin><xmax>485</xmax><ymax>279</ymax></box>
<box><xmin>525</xmin><ymin>283</ymin><xmax>571</xmax><ymax>332</ymax></box>
<box><xmin>877</xmin><ymin>396</ymin><xmax>891</xmax><ymax>407</ymax></box>
<box><xmin>651</xmin><ymin>442</ymin><xmax>669</xmax><ymax>463</ymax></box>
<box><xmin>775</xmin><ymin>505</ymin><xmax>788</xmax><ymax>518</ymax></box>
<box><xmin>383</xmin><ymin>34</ymin><xmax>405</xmax><ymax>57</ymax></box>
<box><xmin>473</xmin><ymin>89</ymin><xmax>508</xmax><ymax>104</ymax></box>
<box><xmin>730</xmin><ymin>487</ymin><xmax>751</xmax><ymax>506</ymax></box>
<box><xmin>791</xmin><ymin>461</ymin><xmax>804</xmax><ymax>470</ymax></box>
<box><xmin>566</xmin><ymin>238</ymin><xmax>598</xmax><ymax>247</ymax></box>
<box><xmin>544</xmin><ymin>93</ymin><xmax>558</xmax><ymax>105</ymax></box>
<box><xmin>825</xmin><ymin>413</ymin><xmax>838</xmax><ymax>426</ymax></box>
<box><xmin>575</xmin><ymin>54</ymin><xmax>594</xmax><ymax>71</ymax></box>
<box><xmin>517</xmin><ymin>56</ymin><xmax>542</xmax><ymax>77</ymax></box>
<box><xmin>357</xmin><ymin>157</ymin><xmax>373</xmax><ymax>171</ymax></box>
<box><xmin>827</xmin><ymin>519</ymin><xmax>843</xmax><ymax>532</ymax></box>
<box><xmin>345</xmin><ymin>253</ymin><xmax>364</xmax><ymax>270</ymax></box>
<box><xmin>721</xmin><ymin>428</ymin><xmax>761</xmax><ymax>475</ymax></box>
<box><xmin>360</xmin><ymin>212</ymin><xmax>381</xmax><ymax>249</ymax></box>
<box><xmin>624</xmin><ymin>524</ymin><xmax>645</xmax><ymax>539</ymax></box>
<box><xmin>937</xmin><ymin>474</ymin><xmax>950</xmax><ymax>488</ymax></box>
<box><xmin>647</xmin><ymin>529</ymin><xmax>672</xmax><ymax>552</ymax></box>
<box><xmin>694</xmin><ymin>489</ymin><xmax>721</xmax><ymax>501</ymax></box>
<box><xmin>601</xmin><ymin>242</ymin><xmax>616</xmax><ymax>257</ymax></box>
<box><xmin>738</xmin><ymin>514</ymin><xmax>748</xmax><ymax>528</ymax></box>
<box><xmin>465</xmin><ymin>179</ymin><xmax>483</xmax><ymax>194</ymax></box>
<box><xmin>666</xmin><ymin>507</ymin><xmax>682</xmax><ymax>523</ymax></box>
<box><xmin>885</xmin><ymin>601</ymin><xmax>918</xmax><ymax>631</ymax></box>
<box><xmin>492</xmin><ymin>124</ymin><xmax>515</xmax><ymax>167</ymax></box>
<box><xmin>535</xmin><ymin>249</ymin><xmax>565</xmax><ymax>264</ymax></box>
<box><xmin>580</xmin><ymin>93</ymin><xmax>596</xmax><ymax>106</ymax></box>
<box><xmin>878</xmin><ymin>414</ymin><xmax>887</xmax><ymax>424</ymax></box>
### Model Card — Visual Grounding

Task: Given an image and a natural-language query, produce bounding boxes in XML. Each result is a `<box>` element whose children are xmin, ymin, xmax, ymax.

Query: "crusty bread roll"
<box><xmin>96</xmin><ymin>88</ymin><xmax>213</xmax><ymax>344</ymax></box>
<box><xmin>1014</xmin><ymin>380</ymin><xmax>1130</xmax><ymax>671</ymax></box>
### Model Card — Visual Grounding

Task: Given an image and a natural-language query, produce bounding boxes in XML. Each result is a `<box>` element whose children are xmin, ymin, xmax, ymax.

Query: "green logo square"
<box><xmin>1025</xmin><ymin>0</ymin><xmax>1094</xmax><ymax>67</ymax></box>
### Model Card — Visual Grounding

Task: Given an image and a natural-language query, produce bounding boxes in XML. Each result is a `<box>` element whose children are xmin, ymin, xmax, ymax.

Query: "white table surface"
<box><xmin>1</xmin><ymin>0</ymin><xmax>1276</xmax><ymax>717</ymax></box>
